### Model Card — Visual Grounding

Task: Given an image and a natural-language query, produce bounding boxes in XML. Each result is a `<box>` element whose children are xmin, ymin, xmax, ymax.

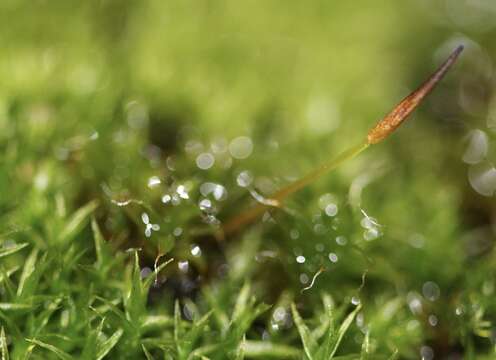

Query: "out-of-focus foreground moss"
<box><xmin>1</xmin><ymin>0</ymin><xmax>496</xmax><ymax>359</ymax></box>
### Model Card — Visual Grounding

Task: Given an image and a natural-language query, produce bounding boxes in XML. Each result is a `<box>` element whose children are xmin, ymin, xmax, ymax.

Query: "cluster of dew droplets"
<box><xmin>147</xmin><ymin>176</ymin><xmax>193</xmax><ymax>231</ymax></box>
<box><xmin>198</xmin><ymin>182</ymin><xmax>228</xmax><ymax>225</ymax></box>
<box><xmin>319</xmin><ymin>193</ymin><xmax>339</xmax><ymax>218</ymax></box>
<box><xmin>315</xmin><ymin>193</ymin><xmax>340</xmax><ymax>234</ymax></box>
<box><xmin>144</xmin><ymin>180</ymin><xmax>193</xmax><ymax>239</ymax></box>
<box><xmin>185</xmin><ymin>135</ymin><xmax>254</xmax><ymax>171</ymax></box>
<box><xmin>462</xmin><ymin>129</ymin><xmax>496</xmax><ymax>196</ymax></box>
<box><xmin>403</xmin><ymin>280</ymin><xmax>442</xmax><ymax>360</ymax></box>
<box><xmin>287</xmin><ymin>193</ymin><xmax>346</xmax><ymax>290</ymax></box>
<box><xmin>360</xmin><ymin>209</ymin><xmax>382</xmax><ymax>241</ymax></box>
<box><xmin>292</xmin><ymin>247</ymin><xmax>311</xmax><ymax>286</ymax></box>
<box><xmin>270</xmin><ymin>306</ymin><xmax>292</xmax><ymax>331</ymax></box>
<box><xmin>185</xmin><ymin>135</ymin><xmax>255</xmax><ymax>225</ymax></box>
<box><xmin>444</xmin><ymin>38</ymin><xmax>496</xmax><ymax>197</ymax></box>
<box><xmin>317</xmin><ymin>194</ymin><xmax>343</xmax><ymax>267</ymax></box>
<box><xmin>141</xmin><ymin>212</ymin><xmax>160</xmax><ymax>238</ymax></box>
<box><xmin>190</xmin><ymin>244</ymin><xmax>202</xmax><ymax>257</ymax></box>
<box><xmin>147</xmin><ymin>175</ymin><xmax>161</xmax><ymax>189</ymax></box>
<box><xmin>161</xmin><ymin>184</ymin><xmax>190</xmax><ymax>206</ymax></box>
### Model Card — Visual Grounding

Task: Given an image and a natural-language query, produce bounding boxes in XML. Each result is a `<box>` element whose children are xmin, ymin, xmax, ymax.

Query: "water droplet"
<box><xmin>318</xmin><ymin>193</ymin><xmax>336</xmax><ymax>210</ymax></box>
<box><xmin>463</xmin><ymin>129</ymin><xmax>488</xmax><ymax>164</ymax></box>
<box><xmin>191</xmin><ymin>245</ymin><xmax>202</xmax><ymax>257</ymax></box>
<box><xmin>212</xmin><ymin>184</ymin><xmax>227</xmax><ymax>201</ymax></box>
<box><xmin>144</xmin><ymin>219</ymin><xmax>160</xmax><ymax>237</ymax></box>
<box><xmin>328</xmin><ymin>252</ymin><xmax>338</xmax><ymax>263</ymax></box>
<box><xmin>173</xmin><ymin>227</ymin><xmax>183</xmax><ymax>237</ymax></box>
<box><xmin>141</xmin><ymin>213</ymin><xmax>150</xmax><ymax>224</ymax></box>
<box><xmin>196</xmin><ymin>152</ymin><xmax>215</xmax><ymax>170</ymax></box>
<box><xmin>199</xmin><ymin>182</ymin><xmax>228</xmax><ymax>201</ymax></box>
<box><xmin>229</xmin><ymin>136</ymin><xmax>253</xmax><ymax>159</ymax></box>
<box><xmin>363</xmin><ymin>228</ymin><xmax>380</xmax><ymax>241</ymax></box>
<box><xmin>336</xmin><ymin>236</ymin><xmax>347</xmax><ymax>246</ymax></box>
<box><xmin>420</xmin><ymin>345</ymin><xmax>434</xmax><ymax>360</ymax></box>
<box><xmin>351</xmin><ymin>296</ymin><xmax>361</xmax><ymax>305</ymax></box>
<box><xmin>178</xmin><ymin>260</ymin><xmax>189</xmax><ymax>273</ymax></box>
<box><xmin>407</xmin><ymin>292</ymin><xmax>423</xmax><ymax>315</ymax></box>
<box><xmin>428</xmin><ymin>314</ymin><xmax>438</xmax><ymax>327</ymax></box>
<box><xmin>145</xmin><ymin>226</ymin><xmax>152</xmax><ymax>237</ymax></box>
<box><xmin>422</xmin><ymin>281</ymin><xmax>441</xmax><ymax>301</ymax></box>
<box><xmin>199</xmin><ymin>198</ymin><xmax>213</xmax><ymax>211</ymax></box>
<box><xmin>176</xmin><ymin>185</ymin><xmax>189</xmax><ymax>199</ymax></box>
<box><xmin>325</xmin><ymin>203</ymin><xmax>338</xmax><ymax>217</ymax></box>
<box><xmin>161</xmin><ymin>194</ymin><xmax>171</xmax><ymax>204</ymax></box>
<box><xmin>147</xmin><ymin>176</ymin><xmax>161</xmax><ymax>188</ymax></box>
<box><xmin>359</xmin><ymin>209</ymin><xmax>381</xmax><ymax>228</ymax></box>
<box><xmin>271</xmin><ymin>307</ymin><xmax>291</xmax><ymax>329</ymax></box>
<box><xmin>360</xmin><ymin>217</ymin><xmax>375</xmax><ymax>229</ymax></box>
<box><xmin>236</xmin><ymin>170</ymin><xmax>253</xmax><ymax>187</ymax></box>
<box><xmin>296</xmin><ymin>255</ymin><xmax>306</xmax><ymax>264</ymax></box>
<box><xmin>273</xmin><ymin>307</ymin><xmax>287</xmax><ymax>322</ymax></box>
<box><xmin>455</xmin><ymin>306</ymin><xmax>464</xmax><ymax>316</ymax></box>
<box><xmin>468</xmin><ymin>161</ymin><xmax>496</xmax><ymax>196</ymax></box>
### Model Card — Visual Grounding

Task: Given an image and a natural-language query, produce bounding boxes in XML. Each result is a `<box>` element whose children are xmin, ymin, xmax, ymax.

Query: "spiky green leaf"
<box><xmin>26</xmin><ymin>339</ymin><xmax>73</xmax><ymax>360</ymax></box>
<box><xmin>0</xmin><ymin>243</ymin><xmax>28</xmax><ymax>259</ymax></box>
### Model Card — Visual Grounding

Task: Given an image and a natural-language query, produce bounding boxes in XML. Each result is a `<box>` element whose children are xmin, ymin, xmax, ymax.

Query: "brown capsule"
<box><xmin>367</xmin><ymin>45</ymin><xmax>464</xmax><ymax>144</ymax></box>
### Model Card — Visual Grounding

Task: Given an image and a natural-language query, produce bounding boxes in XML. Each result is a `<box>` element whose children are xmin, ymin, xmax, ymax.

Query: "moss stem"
<box><xmin>222</xmin><ymin>141</ymin><xmax>369</xmax><ymax>236</ymax></box>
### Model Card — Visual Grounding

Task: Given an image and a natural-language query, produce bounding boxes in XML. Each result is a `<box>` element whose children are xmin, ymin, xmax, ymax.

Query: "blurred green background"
<box><xmin>1</xmin><ymin>0</ymin><xmax>496</xmax><ymax>359</ymax></box>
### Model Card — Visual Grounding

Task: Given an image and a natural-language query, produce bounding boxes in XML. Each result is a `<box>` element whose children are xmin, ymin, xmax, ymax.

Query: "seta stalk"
<box><xmin>221</xmin><ymin>45</ymin><xmax>464</xmax><ymax>237</ymax></box>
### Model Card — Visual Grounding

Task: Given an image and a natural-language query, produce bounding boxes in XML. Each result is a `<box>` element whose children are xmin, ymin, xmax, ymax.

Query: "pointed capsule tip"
<box><xmin>449</xmin><ymin>44</ymin><xmax>464</xmax><ymax>61</ymax></box>
<box><xmin>367</xmin><ymin>45</ymin><xmax>463</xmax><ymax>145</ymax></box>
